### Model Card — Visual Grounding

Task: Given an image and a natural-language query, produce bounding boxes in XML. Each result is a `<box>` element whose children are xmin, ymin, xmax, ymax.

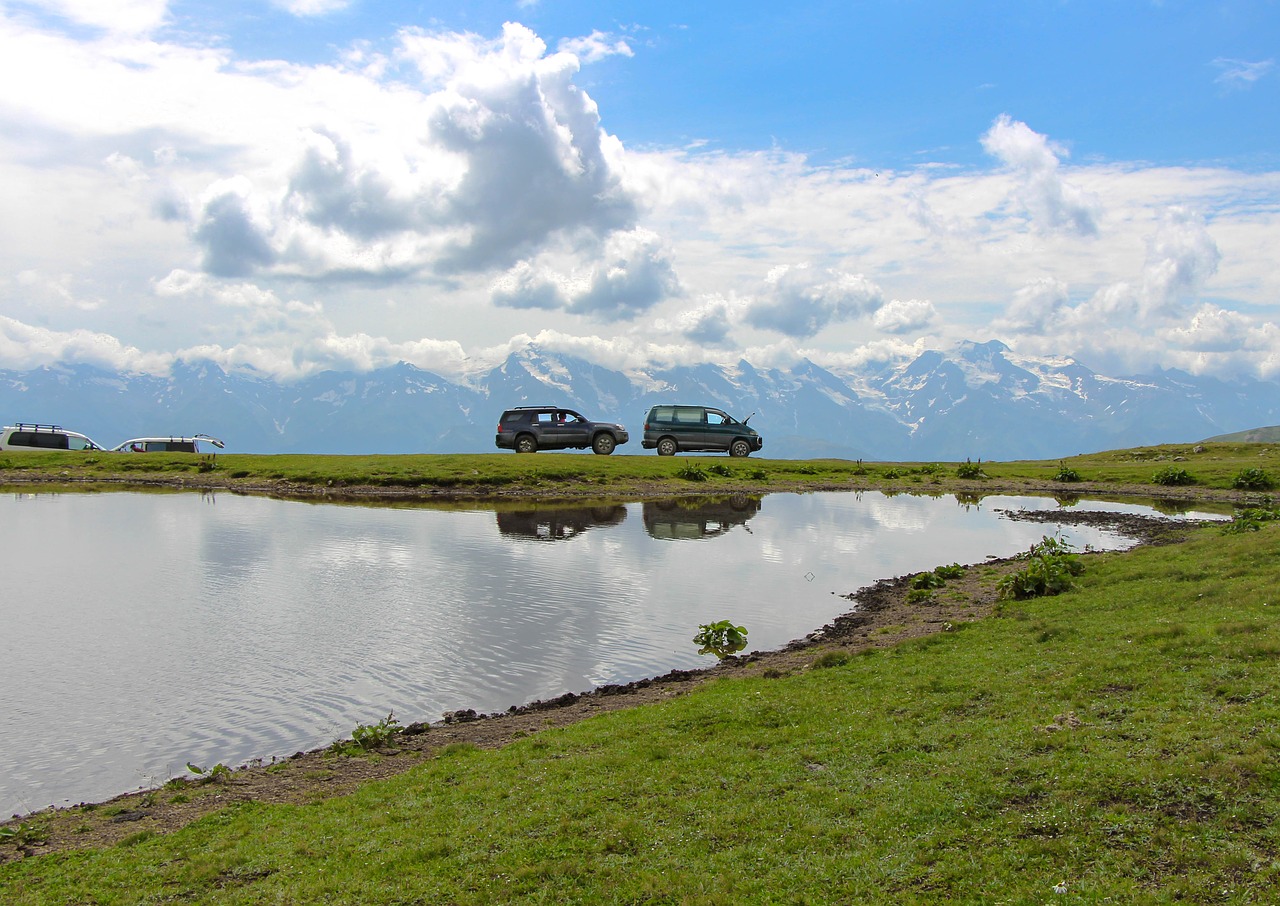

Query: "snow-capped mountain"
<box><xmin>2</xmin><ymin>341</ymin><xmax>1275</xmax><ymax>460</ymax></box>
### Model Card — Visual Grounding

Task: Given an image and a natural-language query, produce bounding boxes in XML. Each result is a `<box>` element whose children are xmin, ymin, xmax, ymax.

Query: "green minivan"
<box><xmin>641</xmin><ymin>405</ymin><xmax>764</xmax><ymax>457</ymax></box>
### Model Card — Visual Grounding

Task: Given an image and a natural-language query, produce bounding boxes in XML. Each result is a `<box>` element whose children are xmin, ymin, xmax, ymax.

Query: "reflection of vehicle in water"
<box><xmin>642</xmin><ymin>495</ymin><xmax>761</xmax><ymax>540</ymax></box>
<box><xmin>496</xmin><ymin>505</ymin><xmax>627</xmax><ymax>541</ymax></box>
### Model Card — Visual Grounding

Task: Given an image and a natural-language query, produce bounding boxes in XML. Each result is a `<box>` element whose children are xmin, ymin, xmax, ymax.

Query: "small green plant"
<box><xmin>693</xmin><ymin>620</ymin><xmax>749</xmax><ymax>659</ymax></box>
<box><xmin>349</xmin><ymin>713</ymin><xmax>402</xmax><ymax>751</ymax></box>
<box><xmin>911</xmin><ymin>571</ymin><xmax>946</xmax><ymax>590</ymax></box>
<box><xmin>196</xmin><ymin>454</ymin><xmax>218</xmax><ymax>473</ymax></box>
<box><xmin>706</xmin><ymin>463</ymin><xmax>732</xmax><ymax>477</ymax></box>
<box><xmin>933</xmin><ymin>563</ymin><xmax>965</xmax><ymax>580</ymax></box>
<box><xmin>997</xmin><ymin>536</ymin><xmax>1084</xmax><ymax>600</ymax></box>
<box><xmin>676</xmin><ymin>462</ymin><xmax>708</xmax><ymax>482</ymax></box>
<box><xmin>1152</xmin><ymin>466</ymin><xmax>1195</xmax><ymax>486</ymax></box>
<box><xmin>0</xmin><ymin>822</ymin><xmax>48</xmax><ymax>847</ymax></box>
<box><xmin>748</xmin><ymin>468</ymin><xmax>768</xmax><ymax>480</ymax></box>
<box><xmin>1232</xmin><ymin>467</ymin><xmax>1274</xmax><ymax>491</ymax></box>
<box><xmin>882</xmin><ymin>468</ymin><xmax>904</xmax><ymax>479</ymax></box>
<box><xmin>907</xmin><ymin>588</ymin><xmax>936</xmax><ymax>604</ymax></box>
<box><xmin>1222</xmin><ymin>503</ymin><xmax>1280</xmax><ymax>534</ymax></box>
<box><xmin>186</xmin><ymin>762</ymin><xmax>232</xmax><ymax>783</ymax></box>
<box><xmin>955</xmin><ymin>460</ymin><xmax>987</xmax><ymax>480</ymax></box>
<box><xmin>1052</xmin><ymin>462</ymin><xmax>1082</xmax><ymax>482</ymax></box>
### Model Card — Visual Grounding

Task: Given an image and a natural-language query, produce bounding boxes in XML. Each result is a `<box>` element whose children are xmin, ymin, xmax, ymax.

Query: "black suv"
<box><xmin>495</xmin><ymin>407</ymin><xmax>629</xmax><ymax>455</ymax></box>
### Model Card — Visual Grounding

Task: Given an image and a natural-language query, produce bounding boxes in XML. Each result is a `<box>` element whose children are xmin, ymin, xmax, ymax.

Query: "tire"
<box><xmin>592</xmin><ymin>433</ymin><xmax>616</xmax><ymax>455</ymax></box>
<box><xmin>515</xmin><ymin>434</ymin><xmax>538</xmax><ymax>453</ymax></box>
<box><xmin>656</xmin><ymin>437</ymin><xmax>677</xmax><ymax>456</ymax></box>
<box><xmin>729</xmin><ymin>439</ymin><xmax>751</xmax><ymax>458</ymax></box>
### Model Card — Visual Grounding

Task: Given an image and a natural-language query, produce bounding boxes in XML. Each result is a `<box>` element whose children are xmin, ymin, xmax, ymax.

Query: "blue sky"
<box><xmin>161</xmin><ymin>1</ymin><xmax>1280</xmax><ymax>168</ymax></box>
<box><xmin>0</xmin><ymin>0</ymin><xmax>1277</xmax><ymax>381</ymax></box>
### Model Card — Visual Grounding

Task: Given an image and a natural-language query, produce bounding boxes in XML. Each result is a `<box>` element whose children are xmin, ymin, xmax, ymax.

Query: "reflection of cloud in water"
<box><xmin>310</xmin><ymin>538</ymin><xmax>414</xmax><ymax>568</ymax></box>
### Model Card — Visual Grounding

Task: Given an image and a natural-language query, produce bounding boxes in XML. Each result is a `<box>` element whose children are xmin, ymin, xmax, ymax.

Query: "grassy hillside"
<box><xmin>2</xmin><ymin>514</ymin><xmax>1278</xmax><ymax>902</ymax></box>
<box><xmin>1204</xmin><ymin>425</ymin><xmax>1280</xmax><ymax>444</ymax></box>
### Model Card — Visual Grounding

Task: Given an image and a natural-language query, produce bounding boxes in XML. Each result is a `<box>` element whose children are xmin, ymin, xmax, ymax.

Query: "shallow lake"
<box><xmin>0</xmin><ymin>488</ymin><xmax>1220</xmax><ymax>817</ymax></box>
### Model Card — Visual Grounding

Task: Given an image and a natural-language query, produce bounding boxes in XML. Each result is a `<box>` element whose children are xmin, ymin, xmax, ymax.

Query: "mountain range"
<box><xmin>2</xmin><ymin>341</ymin><xmax>1276</xmax><ymax>461</ymax></box>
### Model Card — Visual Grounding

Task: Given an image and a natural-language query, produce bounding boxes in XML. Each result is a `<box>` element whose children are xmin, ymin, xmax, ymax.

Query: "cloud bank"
<box><xmin>0</xmin><ymin>13</ymin><xmax>1276</xmax><ymax>384</ymax></box>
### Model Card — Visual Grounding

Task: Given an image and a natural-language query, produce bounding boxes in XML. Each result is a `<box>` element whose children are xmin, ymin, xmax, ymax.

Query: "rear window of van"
<box><xmin>9</xmin><ymin>431</ymin><xmax>70</xmax><ymax>449</ymax></box>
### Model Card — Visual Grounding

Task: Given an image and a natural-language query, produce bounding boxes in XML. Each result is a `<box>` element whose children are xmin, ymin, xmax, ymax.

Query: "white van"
<box><xmin>109</xmin><ymin>434</ymin><xmax>225</xmax><ymax>453</ymax></box>
<box><xmin>0</xmin><ymin>423</ymin><xmax>104</xmax><ymax>452</ymax></box>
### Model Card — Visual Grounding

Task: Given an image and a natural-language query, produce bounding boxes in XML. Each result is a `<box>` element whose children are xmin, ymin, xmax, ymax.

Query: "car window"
<box><xmin>706</xmin><ymin>411</ymin><xmax>728</xmax><ymax>426</ymax></box>
<box><xmin>11</xmin><ymin>431</ymin><xmax>69</xmax><ymax>449</ymax></box>
<box><xmin>674</xmin><ymin>407</ymin><xmax>703</xmax><ymax>424</ymax></box>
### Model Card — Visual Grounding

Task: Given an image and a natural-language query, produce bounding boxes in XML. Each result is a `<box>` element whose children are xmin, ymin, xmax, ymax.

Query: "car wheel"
<box><xmin>592</xmin><ymin>434</ymin><xmax>616</xmax><ymax>455</ymax></box>
<box><xmin>515</xmin><ymin>434</ymin><xmax>538</xmax><ymax>453</ymax></box>
<box><xmin>657</xmin><ymin>437</ymin><xmax>677</xmax><ymax>456</ymax></box>
<box><xmin>729</xmin><ymin>439</ymin><xmax>751</xmax><ymax>458</ymax></box>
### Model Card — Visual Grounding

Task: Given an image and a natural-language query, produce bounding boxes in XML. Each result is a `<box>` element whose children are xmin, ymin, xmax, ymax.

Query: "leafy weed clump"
<box><xmin>1232</xmin><ymin>467</ymin><xmax>1275</xmax><ymax>491</ymax></box>
<box><xmin>339</xmin><ymin>713</ymin><xmax>402</xmax><ymax>754</ymax></box>
<box><xmin>907</xmin><ymin>562</ymin><xmax>966</xmax><ymax>603</ymax></box>
<box><xmin>693</xmin><ymin>620</ymin><xmax>748</xmax><ymax>659</ymax></box>
<box><xmin>955</xmin><ymin>459</ymin><xmax>987</xmax><ymax>480</ymax></box>
<box><xmin>1223</xmin><ymin>502</ymin><xmax>1280</xmax><ymax>534</ymax></box>
<box><xmin>676</xmin><ymin>462</ymin><xmax>708</xmax><ymax>482</ymax></box>
<box><xmin>1152</xmin><ymin>466</ymin><xmax>1196</xmax><ymax>486</ymax></box>
<box><xmin>997</xmin><ymin>535</ymin><xmax>1084</xmax><ymax>600</ymax></box>
<box><xmin>1052</xmin><ymin>462</ymin><xmax>1083</xmax><ymax>482</ymax></box>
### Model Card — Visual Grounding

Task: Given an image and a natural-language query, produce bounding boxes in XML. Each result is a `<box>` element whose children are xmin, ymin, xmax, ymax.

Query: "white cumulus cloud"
<box><xmin>873</xmin><ymin>299</ymin><xmax>936</xmax><ymax>335</ymax></box>
<box><xmin>743</xmin><ymin>264</ymin><xmax>885</xmax><ymax>338</ymax></box>
<box><xmin>981</xmin><ymin>115</ymin><xmax>1099</xmax><ymax>237</ymax></box>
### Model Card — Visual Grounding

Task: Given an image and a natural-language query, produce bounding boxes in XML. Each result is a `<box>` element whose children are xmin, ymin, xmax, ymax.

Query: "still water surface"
<box><xmin>0</xmin><ymin>489</ymin><xmax>1213</xmax><ymax>816</ymax></box>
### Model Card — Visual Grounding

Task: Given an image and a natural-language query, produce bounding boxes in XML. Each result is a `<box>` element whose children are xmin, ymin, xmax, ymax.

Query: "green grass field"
<box><xmin>2</xmin><ymin>444</ymin><xmax>1278</xmax><ymax>902</ymax></box>
<box><xmin>0</xmin><ymin>440</ymin><xmax>1277</xmax><ymax>498</ymax></box>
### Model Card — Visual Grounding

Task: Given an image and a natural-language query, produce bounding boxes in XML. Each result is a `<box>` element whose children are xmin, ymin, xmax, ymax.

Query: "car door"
<box><xmin>537</xmin><ymin>410</ymin><xmax>588</xmax><ymax>449</ymax></box>
<box><xmin>558</xmin><ymin>411</ymin><xmax>593</xmax><ymax>447</ymax></box>
<box><xmin>672</xmin><ymin>406</ymin><xmax>707</xmax><ymax>448</ymax></box>
<box><xmin>704</xmin><ymin>409</ymin><xmax>736</xmax><ymax>451</ymax></box>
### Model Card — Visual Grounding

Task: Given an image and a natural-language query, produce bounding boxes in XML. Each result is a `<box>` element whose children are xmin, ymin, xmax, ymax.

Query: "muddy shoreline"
<box><xmin>0</xmin><ymin>469</ymin><xmax>1262</xmax><ymax>511</ymax></box>
<box><xmin>0</xmin><ymin>488</ymin><xmax>1222</xmax><ymax>861</ymax></box>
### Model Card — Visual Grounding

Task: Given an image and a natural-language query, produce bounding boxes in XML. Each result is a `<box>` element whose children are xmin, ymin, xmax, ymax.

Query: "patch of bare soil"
<box><xmin>0</xmin><ymin>502</ymin><xmax>1217</xmax><ymax>863</ymax></box>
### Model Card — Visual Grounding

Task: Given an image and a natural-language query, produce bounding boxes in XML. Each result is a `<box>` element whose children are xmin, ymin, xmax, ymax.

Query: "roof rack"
<box><xmin>12</xmin><ymin>423</ymin><xmax>65</xmax><ymax>431</ymax></box>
